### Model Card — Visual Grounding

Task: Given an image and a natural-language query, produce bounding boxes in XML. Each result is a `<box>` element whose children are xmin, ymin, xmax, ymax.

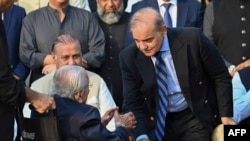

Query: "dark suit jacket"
<box><xmin>120</xmin><ymin>28</ymin><xmax>233</xmax><ymax>139</ymax></box>
<box><xmin>125</xmin><ymin>0</ymin><xmax>205</xmax><ymax>48</ymax></box>
<box><xmin>132</xmin><ymin>0</ymin><xmax>204</xmax><ymax>28</ymax></box>
<box><xmin>54</xmin><ymin>96</ymin><xmax>129</xmax><ymax>141</ymax></box>
<box><xmin>3</xmin><ymin>5</ymin><xmax>29</xmax><ymax>80</ymax></box>
<box><xmin>0</xmin><ymin>15</ymin><xmax>26</xmax><ymax>141</ymax></box>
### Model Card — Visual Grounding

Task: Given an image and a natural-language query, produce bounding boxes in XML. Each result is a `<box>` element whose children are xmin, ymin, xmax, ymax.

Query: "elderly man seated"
<box><xmin>30</xmin><ymin>34</ymin><xmax>117</xmax><ymax>130</ymax></box>
<box><xmin>47</xmin><ymin>65</ymin><xmax>136</xmax><ymax>140</ymax></box>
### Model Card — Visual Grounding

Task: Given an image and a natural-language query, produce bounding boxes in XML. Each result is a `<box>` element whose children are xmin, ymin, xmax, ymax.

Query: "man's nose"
<box><xmin>138</xmin><ymin>42</ymin><xmax>147</xmax><ymax>50</ymax></box>
<box><xmin>68</xmin><ymin>58</ymin><xmax>76</xmax><ymax>65</ymax></box>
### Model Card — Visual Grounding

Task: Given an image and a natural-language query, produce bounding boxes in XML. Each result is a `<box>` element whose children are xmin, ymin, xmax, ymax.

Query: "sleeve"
<box><xmin>12</xmin><ymin>8</ymin><xmax>30</xmax><ymax>80</ymax></box>
<box><xmin>82</xmin><ymin>13</ymin><xmax>105</xmax><ymax>68</ymax></box>
<box><xmin>203</xmin><ymin>2</ymin><xmax>214</xmax><ymax>41</ymax></box>
<box><xmin>0</xmin><ymin>20</ymin><xmax>26</xmax><ymax>107</ymax></box>
<box><xmin>77</xmin><ymin>107</ymin><xmax>129</xmax><ymax>141</ymax></box>
<box><xmin>98</xmin><ymin>78</ymin><xmax>117</xmax><ymax>131</ymax></box>
<box><xmin>19</xmin><ymin>14</ymin><xmax>46</xmax><ymax>69</ymax></box>
<box><xmin>119</xmin><ymin>48</ymin><xmax>150</xmax><ymax>138</ymax></box>
<box><xmin>198</xmin><ymin>29</ymin><xmax>233</xmax><ymax>117</ymax></box>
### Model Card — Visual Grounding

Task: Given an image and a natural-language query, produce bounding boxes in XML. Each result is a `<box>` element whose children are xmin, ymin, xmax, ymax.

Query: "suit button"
<box><xmin>150</xmin><ymin>116</ymin><xmax>154</xmax><ymax>121</ymax></box>
<box><xmin>242</xmin><ymin>56</ymin><xmax>246</xmax><ymax>61</ymax></box>
<box><xmin>204</xmin><ymin>100</ymin><xmax>208</xmax><ymax>104</ymax></box>
<box><xmin>199</xmin><ymin>81</ymin><xmax>203</xmax><ymax>85</ymax></box>
<box><xmin>241</xmin><ymin>30</ymin><xmax>246</xmax><ymax>34</ymax></box>
<box><xmin>241</xmin><ymin>43</ymin><xmax>247</xmax><ymax>47</ymax></box>
<box><xmin>240</xmin><ymin>5</ymin><xmax>245</xmax><ymax>9</ymax></box>
<box><xmin>214</xmin><ymin>115</ymin><xmax>217</xmax><ymax>118</ymax></box>
<box><xmin>241</xmin><ymin>17</ymin><xmax>246</xmax><ymax>21</ymax></box>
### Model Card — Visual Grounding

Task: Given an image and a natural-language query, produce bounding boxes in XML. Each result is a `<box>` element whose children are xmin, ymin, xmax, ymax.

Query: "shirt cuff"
<box><xmin>136</xmin><ymin>134</ymin><xmax>149</xmax><ymax>141</ymax></box>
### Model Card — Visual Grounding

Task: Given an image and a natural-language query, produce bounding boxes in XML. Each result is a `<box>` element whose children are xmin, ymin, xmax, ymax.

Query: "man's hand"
<box><xmin>101</xmin><ymin>107</ymin><xmax>119</xmax><ymax>126</ymax></box>
<box><xmin>25</xmin><ymin>87</ymin><xmax>56</xmax><ymax>113</ymax></box>
<box><xmin>42</xmin><ymin>64</ymin><xmax>56</xmax><ymax>74</ymax></box>
<box><xmin>232</xmin><ymin>59</ymin><xmax>250</xmax><ymax>75</ymax></box>
<box><xmin>114</xmin><ymin>111</ymin><xmax>136</xmax><ymax>130</ymax></box>
<box><xmin>81</xmin><ymin>58</ymin><xmax>90</xmax><ymax>69</ymax></box>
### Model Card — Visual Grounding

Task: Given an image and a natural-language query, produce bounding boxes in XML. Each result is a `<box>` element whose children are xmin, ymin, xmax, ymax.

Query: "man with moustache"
<box><xmin>19</xmin><ymin>0</ymin><xmax>105</xmax><ymax>85</ymax></box>
<box><xmin>31</xmin><ymin>34</ymin><xmax>118</xmax><ymax>131</ymax></box>
<box><xmin>0</xmin><ymin>0</ymin><xmax>54</xmax><ymax>140</ymax></box>
<box><xmin>93</xmin><ymin>0</ymin><xmax>131</xmax><ymax>110</ymax></box>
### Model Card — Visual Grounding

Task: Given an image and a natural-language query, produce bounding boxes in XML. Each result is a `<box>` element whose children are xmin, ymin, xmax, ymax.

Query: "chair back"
<box><xmin>18</xmin><ymin>108</ymin><xmax>61</xmax><ymax>141</ymax></box>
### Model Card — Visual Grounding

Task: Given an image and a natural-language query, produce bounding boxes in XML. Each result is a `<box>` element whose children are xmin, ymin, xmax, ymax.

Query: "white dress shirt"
<box><xmin>157</xmin><ymin>0</ymin><xmax>177</xmax><ymax>27</ymax></box>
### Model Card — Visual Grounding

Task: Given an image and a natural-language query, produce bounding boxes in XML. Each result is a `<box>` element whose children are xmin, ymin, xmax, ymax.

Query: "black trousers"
<box><xmin>0</xmin><ymin>103</ymin><xmax>15</xmax><ymax>141</ymax></box>
<box><xmin>163</xmin><ymin>108</ymin><xmax>211</xmax><ymax>141</ymax></box>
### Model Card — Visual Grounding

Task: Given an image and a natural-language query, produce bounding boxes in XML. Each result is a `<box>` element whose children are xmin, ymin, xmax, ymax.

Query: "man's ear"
<box><xmin>162</xmin><ymin>25</ymin><xmax>167</xmax><ymax>36</ymax></box>
<box><xmin>51</xmin><ymin>52</ymin><xmax>56</xmax><ymax>60</ymax></box>
<box><xmin>74</xmin><ymin>92</ymin><xmax>83</xmax><ymax>103</ymax></box>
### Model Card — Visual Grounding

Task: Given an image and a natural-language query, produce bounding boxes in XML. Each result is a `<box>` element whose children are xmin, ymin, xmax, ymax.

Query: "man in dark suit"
<box><xmin>3</xmin><ymin>4</ymin><xmax>30</xmax><ymax>140</ymax></box>
<box><xmin>119</xmin><ymin>7</ymin><xmax>236</xmax><ymax>141</ymax></box>
<box><xmin>125</xmin><ymin>0</ymin><xmax>205</xmax><ymax>48</ymax></box>
<box><xmin>50</xmin><ymin>65</ymin><xmax>136</xmax><ymax>141</ymax></box>
<box><xmin>0</xmin><ymin>1</ymin><xmax>55</xmax><ymax>140</ymax></box>
<box><xmin>3</xmin><ymin>4</ymin><xmax>29</xmax><ymax>80</ymax></box>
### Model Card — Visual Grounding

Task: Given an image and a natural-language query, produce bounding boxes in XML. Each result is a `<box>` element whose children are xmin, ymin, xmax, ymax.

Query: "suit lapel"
<box><xmin>167</xmin><ymin>29</ymin><xmax>190</xmax><ymax>93</ymax></box>
<box><xmin>135</xmin><ymin>51</ymin><xmax>156</xmax><ymax>87</ymax></box>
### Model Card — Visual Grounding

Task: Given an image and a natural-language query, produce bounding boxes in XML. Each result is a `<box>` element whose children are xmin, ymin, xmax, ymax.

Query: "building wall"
<box><xmin>16</xmin><ymin>0</ymin><xmax>43</xmax><ymax>13</ymax></box>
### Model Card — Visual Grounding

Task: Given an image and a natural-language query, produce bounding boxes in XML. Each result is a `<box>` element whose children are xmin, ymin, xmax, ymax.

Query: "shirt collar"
<box><xmin>158</xmin><ymin>0</ymin><xmax>177</xmax><ymax>7</ymax></box>
<box><xmin>47</xmin><ymin>4</ymin><xmax>71</xmax><ymax>14</ymax></box>
<box><xmin>159</xmin><ymin>35</ymin><xmax>170</xmax><ymax>52</ymax></box>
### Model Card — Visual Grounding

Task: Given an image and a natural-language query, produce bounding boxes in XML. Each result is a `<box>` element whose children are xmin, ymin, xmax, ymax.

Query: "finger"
<box><xmin>114</xmin><ymin>110</ymin><xmax>119</xmax><ymax>118</ymax></box>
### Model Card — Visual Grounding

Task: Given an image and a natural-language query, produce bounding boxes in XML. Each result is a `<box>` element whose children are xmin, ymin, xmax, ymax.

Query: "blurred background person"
<box><xmin>40</xmin><ymin>0</ymin><xmax>91</xmax><ymax>11</ymax></box>
<box><xmin>93</xmin><ymin>0</ymin><xmax>131</xmax><ymax>111</ymax></box>
<box><xmin>19</xmin><ymin>0</ymin><xmax>105</xmax><ymax>85</ymax></box>
<box><xmin>89</xmin><ymin>0</ymin><xmax>128</xmax><ymax>13</ymax></box>
<box><xmin>2</xmin><ymin>1</ymin><xmax>30</xmax><ymax>140</ymax></box>
<box><xmin>125</xmin><ymin>0</ymin><xmax>205</xmax><ymax>48</ymax></box>
<box><xmin>203</xmin><ymin>0</ymin><xmax>250</xmax><ymax>76</ymax></box>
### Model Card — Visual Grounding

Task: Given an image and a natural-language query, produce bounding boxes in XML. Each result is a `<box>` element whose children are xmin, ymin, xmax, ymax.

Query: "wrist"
<box><xmin>115</xmin><ymin>122</ymin><xmax>125</xmax><ymax>128</ymax></box>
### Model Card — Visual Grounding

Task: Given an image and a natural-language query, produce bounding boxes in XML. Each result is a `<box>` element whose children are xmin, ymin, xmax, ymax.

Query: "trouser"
<box><xmin>163</xmin><ymin>108</ymin><xmax>211</xmax><ymax>141</ymax></box>
<box><xmin>0</xmin><ymin>103</ymin><xmax>15</xmax><ymax>141</ymax></box>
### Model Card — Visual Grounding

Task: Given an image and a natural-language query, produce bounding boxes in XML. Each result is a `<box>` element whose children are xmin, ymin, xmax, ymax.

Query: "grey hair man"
<box><xmin>51</xmin><ymin>65</ymin><xmax>136</xmax><ymax>140</ymax></box>
<box><xmin>31</xmin><ymin>34</ymin><xmax>116</xmax><ymax>131</ymax></box>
